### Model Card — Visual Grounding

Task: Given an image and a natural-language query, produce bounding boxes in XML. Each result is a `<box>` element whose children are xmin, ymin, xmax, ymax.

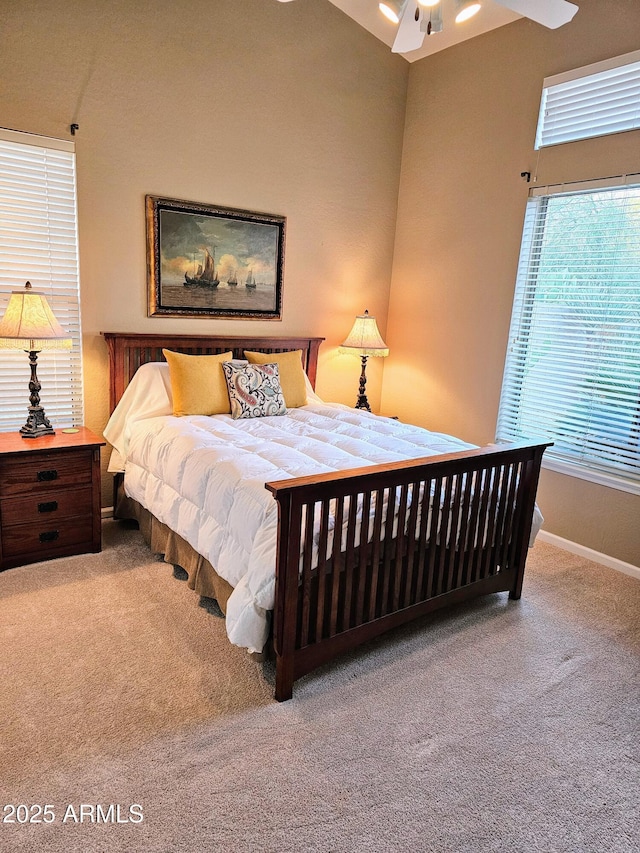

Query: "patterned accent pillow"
<box><xmin>222</xmin><ymin>362</ymin><xmax>287</xmax><ymax>419</ymax></box>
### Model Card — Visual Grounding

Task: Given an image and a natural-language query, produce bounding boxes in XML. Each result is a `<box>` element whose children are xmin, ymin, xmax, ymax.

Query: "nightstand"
<box><xmin>0</xmin><ymin>427</ymin><xmax>105</xmax><ymax>571</ymax></box>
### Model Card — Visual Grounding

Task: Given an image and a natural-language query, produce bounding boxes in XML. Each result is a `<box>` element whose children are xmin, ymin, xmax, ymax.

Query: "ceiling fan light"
<box><xmin>455</xmin><ymin>0</ymin><xmax>481</xmax><ymax>23</ymax></box>
<box><xmin>418</xmin><ymin>0</ymin><xmax>440</xmax><ymax>7</ymax></box>
<box><xmin>379</xmin><ymin>1</ymin><xmax>406</xmax><ymax>25</ymax></box>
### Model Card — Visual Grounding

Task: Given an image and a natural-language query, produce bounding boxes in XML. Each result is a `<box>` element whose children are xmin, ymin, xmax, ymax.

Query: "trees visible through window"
<box><xmin>497</xmin><ymin>178</ymin><xmax>640</xmax><ymax>494</ymax></box>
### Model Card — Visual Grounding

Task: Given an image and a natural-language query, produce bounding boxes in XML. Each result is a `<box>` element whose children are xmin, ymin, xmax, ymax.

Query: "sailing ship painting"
<box><xmin>185</xmin><ymin>247</ymin><xmax>219</xmax><ymax>287</ymax></box>
<box><xmin>148</xmin><ymin>196</ymin><xmax>285</xmax><ymax>319</ymax></box>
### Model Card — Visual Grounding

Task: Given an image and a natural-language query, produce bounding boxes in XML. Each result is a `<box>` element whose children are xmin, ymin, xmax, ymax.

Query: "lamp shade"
<box><xmin>0</xmin><ymin>281</ymin><xmax>72</xmax><ymax>350</ymax></box>
<box><xmin>339</xmin><ymin>310</ymin><xmax>389</xmax><ymax>358</ymax></box>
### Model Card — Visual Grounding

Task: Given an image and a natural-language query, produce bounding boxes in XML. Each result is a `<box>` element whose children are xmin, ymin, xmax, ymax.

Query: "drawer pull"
<box><xmin>39</xmin><ymin>530</ymin><xmax>59</xmax><ymax>543</ymax></box>
<box><xmin>38</xmin><ymin>500</ymin><xmax>58</xmax><ymax>513</ymax></box>
<box><xmin>37</xmin><ymin>469</ymin><xmax>58</xmax><ymax>482</ymax></box>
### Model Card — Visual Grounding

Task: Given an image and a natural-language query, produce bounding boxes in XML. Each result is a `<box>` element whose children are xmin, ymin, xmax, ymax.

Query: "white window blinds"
<box><xmin>535</xmin><ymin>49</ymin><xmax>640</xmax><ymax>149</ymax></box>
<box><xmin>496</xmin><ymin>177</ymin><xmax>640</xmax><ymax>495</ymax></box>
<box><xmin>0</xmin><ymin>128</ymin><xmax>84</xmax><ymax>431</ymax></box>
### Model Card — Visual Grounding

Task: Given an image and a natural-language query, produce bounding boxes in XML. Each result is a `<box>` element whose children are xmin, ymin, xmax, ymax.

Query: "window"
<box><xmin>0</xmin><ymin>128</ymin><xmax>83</xmax><ymax>431</ymax></box>
<box><xmin>497</xmin><ymin>176</ymin><xmax>640</xmax><ymax>495</ymax></box>
<box><xmin>535</xmin><ymin>49</ymin><xmax>640</xmax><ymax>149</ymax></box>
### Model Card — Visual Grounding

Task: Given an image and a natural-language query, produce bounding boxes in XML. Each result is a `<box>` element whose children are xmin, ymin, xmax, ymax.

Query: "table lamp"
<box><xmin>0</xmin><ymin>281</ymin><xmax>72</xmax><ymax>438</ymax></box>
<box><xmin>339</xmin><ymin>309</ymin><xmax>389</xmax><ymax>411</ymax></box>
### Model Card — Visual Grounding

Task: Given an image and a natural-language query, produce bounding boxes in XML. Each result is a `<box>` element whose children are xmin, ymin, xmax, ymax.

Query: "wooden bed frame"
<box><xmin>103</xmin><ymin>332</ymin><xmax>551</xmax><ymax>702</ymax></box>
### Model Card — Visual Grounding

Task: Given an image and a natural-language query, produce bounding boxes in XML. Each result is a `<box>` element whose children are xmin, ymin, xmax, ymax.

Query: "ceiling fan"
<box><xmin>276</xmin><ymin>1</ymin><xmax>579</xmax><ymax>54</ymax></box>
<box><xmin>385</xmin><ymin>1</ymin><xmax>578</xmax><ymax>53</ymax></box>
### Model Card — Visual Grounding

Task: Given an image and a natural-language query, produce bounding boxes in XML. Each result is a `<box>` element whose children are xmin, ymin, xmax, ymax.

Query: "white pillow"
<box><xmin>303</xmin><ymin>372</ymin><xmax>323</xmax><ymax>404</ymax></box>
<box><xmin>103</xmin><ymin>361</ymin><xmax>173</xmax><ymax>469</ymax></box>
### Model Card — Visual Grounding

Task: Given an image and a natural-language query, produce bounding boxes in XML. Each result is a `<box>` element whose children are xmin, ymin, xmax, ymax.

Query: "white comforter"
<box><xmin>119</xmin><ymin>404</ymin><xmax>479</xmax><ymax>653</ymax></box>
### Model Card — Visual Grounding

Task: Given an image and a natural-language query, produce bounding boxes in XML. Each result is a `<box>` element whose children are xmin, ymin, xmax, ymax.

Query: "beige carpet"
<box><xmin>1</xmin><ymin>520</ymin><xmax>638</xmax><ymax>852</ymax></box>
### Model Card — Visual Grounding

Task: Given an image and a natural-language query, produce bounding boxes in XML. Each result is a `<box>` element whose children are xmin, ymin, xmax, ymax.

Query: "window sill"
<box><xmin>542</xmin><ymin>457</ymin><xmax>640</xmax><ymax>496</ymax></box>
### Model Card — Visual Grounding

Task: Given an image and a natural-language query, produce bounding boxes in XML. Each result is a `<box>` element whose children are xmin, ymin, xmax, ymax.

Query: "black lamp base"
<box><xmin>354</xmin><ymin>355</ymin><xmax>371</xmax><ymax>412</ymax></box>
<box><xmin>19</xmin><ymin>349</ymin><xmax>56</xmax><ymax>439</ymax></box>
<box><xmin>20</xmin><ymin>406</ymin><xmax>55</xmax><ymax>439</ymax></box>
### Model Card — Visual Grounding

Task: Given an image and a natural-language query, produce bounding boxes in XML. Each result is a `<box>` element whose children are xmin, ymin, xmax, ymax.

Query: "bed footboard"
<box><xmin>266</xmin><ymin>440</ymin><xmax>550</xmax><ymax>701</ymax></box>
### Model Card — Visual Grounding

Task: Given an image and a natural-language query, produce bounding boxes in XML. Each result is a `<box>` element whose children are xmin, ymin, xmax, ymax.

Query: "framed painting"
<box><xmin>146</xmin><ymin>195</ymin><xmax>285</xmax><ymax>319</ymax></box>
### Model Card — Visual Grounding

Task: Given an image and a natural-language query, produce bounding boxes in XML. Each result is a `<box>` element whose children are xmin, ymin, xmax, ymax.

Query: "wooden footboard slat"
<box><xmin>492</xmin><ymin>465</ymin><xmax>509</xmax><ymax>573</ymax></box>
<box><xmin>368</xmin><ymin>490</ymin><xmax>385</xmax><ymax>621</ymax></box>
<box><xmin>423</xmin><ymin>476</ymin><xmax>442</xmax><ymax>600</ymax></box>
<box><xmin>462</xmin><ymin>468</ymin><xmax>482</xmax><ymax>586</ymax></box>
<box><xmin>329</xmin><ymin>497</ymin><xmax>345</xmax><ymax>637</ymax></box>
<box><xmin>342</xmin><ymin>493</ymin><xmax>359</xmax><ymax>633</ymax></box>
<box><xmin>496</xmin><ymin>461</ymin><xmax>520</xmax><ymax>571</ymax></box>
<box><xmin>413</xmin><ymin>479</ymin><xmax>431</xmax><ymax>601</ymax></box>
<box><xmin>507</xmin><ymin>453</ymin><xmax>542</xmax><ymax>600</ymax></box>
<box><xmin>435</xmin><ymin>475</ymin><xmax>455</xmax><ymax>597</ymax></box>
<box><xmin>471</xmin><ymin>468</ymin><xmax>491</xmax><ymax>584</ymax></box>
<box><xmin>299</xmin><ymin>502</ymin><xmax>315</xmax><ymax>648</ymax></box>
<box><xmin>402</xmin><ymin>479</ymin><xmax>421</xmax><ymax>609</ymax></box>
<box><xmin>355</xmin><ymin>491</ymin><xmax>372</xmax><ymax>626</ymax></box>
<box><xmin>444</xmin><ymin>473</ymin><xmax>464</xmax><ymax>594</ymax></box>
<box><xmin>392</xmin><ymin>483</ymin><xmax>410</xmax><ymax>612</ymax></box>
<box><xmin>429</xmin><ymin>480</ymin><xmax>443</xmax><ymax>597</ymax></box>
<box><xmin>454</xmin><ymin>471</ymin><xmax>474</xmax><ymax>589</ymax></box>
<box><xmin>380</xmin><ymin>484</ymin><xmax>397</xmax><ymax>617</ymax></box>
<box><xmin>315</xmin><ymin>498</ymin><xmax>331</xmax><ymax>643</ymax></box>
<box><xmin>268</xmin><ymin>440</ymin><xmax>551</xmax><ymax>701</ymax></box>
<box><xmin>452</xmin><ymin>475</ymin><xmax>466</xmax><ymax>592</ymax></box>
<box><xmin>486</xmin><ymin>468</ymin><xmax>504</xmax><ymax>576</ymax></box>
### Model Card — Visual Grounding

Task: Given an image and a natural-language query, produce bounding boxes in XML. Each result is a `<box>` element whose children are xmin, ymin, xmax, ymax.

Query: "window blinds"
<box><xmin>0</xmin><ymin>129</ymin><xmax>84</xmax><ymax>431</ymax></box>
<box><xmin>535</xmin><ymin>49</ymin><xmax>640</xmax><ymax>149</ymax></box>
<box><xmin>496</xmin><ymin>179</ymin><xmax>640</xmax><ymax>494</ymax></box>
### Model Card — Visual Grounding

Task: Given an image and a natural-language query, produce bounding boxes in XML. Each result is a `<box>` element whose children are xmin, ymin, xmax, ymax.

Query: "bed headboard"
<box><xmin>102</xmin><ymin>332</ymin><xmax>325</xmax><ymax>413</ymax></box>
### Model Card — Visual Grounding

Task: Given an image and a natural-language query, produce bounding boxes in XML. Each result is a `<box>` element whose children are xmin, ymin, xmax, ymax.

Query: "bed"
<box><xmin>103</xmin><ymin>332</ymin><xmax>551</xmax><ymax>701</ymax></box>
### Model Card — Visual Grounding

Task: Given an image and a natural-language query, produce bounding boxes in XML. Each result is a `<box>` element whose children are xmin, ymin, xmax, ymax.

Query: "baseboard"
<box><xmin>537</xmin><ymin>530</ymin><xmax>640</xmax><ymax>581</ymax></box>
<box><xmin>101</xmin><ymin>506</ymin><xmax>114</xmax><ymax>519</ymax></box>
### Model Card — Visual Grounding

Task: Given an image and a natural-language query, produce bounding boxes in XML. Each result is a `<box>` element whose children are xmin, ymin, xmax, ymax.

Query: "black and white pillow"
<box><xmin>222</xmin><ymin>361</ymin><xmax>287</xmax><ymax>419</ymax></box>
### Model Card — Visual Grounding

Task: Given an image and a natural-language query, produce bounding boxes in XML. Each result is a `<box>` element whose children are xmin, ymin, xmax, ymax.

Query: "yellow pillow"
<box><xmin>163</xmin><ymin>349</ymin><xmax>234</xmax><ymax>416</ymax></box>
<box><xmin>244</xmin><ymin>350</ymin><xmax>307</xmax><ymax>408</ymax></box>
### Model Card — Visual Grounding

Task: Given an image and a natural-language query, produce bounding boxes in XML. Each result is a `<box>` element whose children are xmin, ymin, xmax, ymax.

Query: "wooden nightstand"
<box><xmin>0</xmin><ymin>427</ymin><xmax>105</xmax><ymax>571</ymax></box>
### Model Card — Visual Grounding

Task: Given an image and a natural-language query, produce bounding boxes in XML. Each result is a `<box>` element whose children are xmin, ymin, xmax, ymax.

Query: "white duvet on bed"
<box><xmin>104</xmin><ymin>363</ymin><xmax>542</xmax><ymax>654</ymax></box>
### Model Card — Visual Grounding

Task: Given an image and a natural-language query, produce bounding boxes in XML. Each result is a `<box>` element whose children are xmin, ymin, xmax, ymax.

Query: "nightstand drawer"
<box><xmin>0</xmin><ymin>449</ymin><xmax>93</xmax><ymax>498</ymax></box>
<box><xmin>0</xmin><ymin>428</ymin><xmax>104</xmax><ymax>570</ymax></box>
<box><xmin>0</xmin><ymin>486</ymin><xmax>94</xmax><ymax>526</ymax></box>
<box><xmin>1</xmin><ymin>516</ymin><xmax>94</xmax><ymax>560</ymax></box>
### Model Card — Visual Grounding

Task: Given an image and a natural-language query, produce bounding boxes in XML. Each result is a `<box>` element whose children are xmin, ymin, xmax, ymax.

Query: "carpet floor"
<box><xmin>0</xmin><ymin>520</ymin><xmax>638</xmax><ymax>852</ymax></box>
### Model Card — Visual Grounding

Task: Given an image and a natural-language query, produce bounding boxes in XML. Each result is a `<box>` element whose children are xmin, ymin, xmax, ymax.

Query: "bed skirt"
<box><xmin>116</xmin><ymin>491</ymin><xmax>234</xmax><ymax>614</ymax></box>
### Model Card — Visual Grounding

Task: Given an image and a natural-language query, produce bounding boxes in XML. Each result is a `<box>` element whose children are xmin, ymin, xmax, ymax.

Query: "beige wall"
<box><xmin>0</xmin><ymin>0</ymin><xmax>408</xmax><ymax>503</ymax></box>
<box><xmin>383</xmin><ymin>0</ymin><xmax>640</xmax><ymax>566</ymax></box>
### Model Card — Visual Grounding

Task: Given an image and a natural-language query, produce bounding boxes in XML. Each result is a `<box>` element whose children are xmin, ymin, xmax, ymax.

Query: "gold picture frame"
<box><xmin>146</xmin><ymin>195</ymin><xmax>285</xmax><ymax>320</ymax></box>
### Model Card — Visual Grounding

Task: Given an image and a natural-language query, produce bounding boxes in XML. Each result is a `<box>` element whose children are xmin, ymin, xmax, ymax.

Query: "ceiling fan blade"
<box><xmin>494</xmin><ymin>0</ymin><xmax>579</xmax><ymax>29</ymax></box>
<box><xmin>392</xmin><ymin>2</ymin><xmax>425</xmax><ymax>54</ymax></box>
